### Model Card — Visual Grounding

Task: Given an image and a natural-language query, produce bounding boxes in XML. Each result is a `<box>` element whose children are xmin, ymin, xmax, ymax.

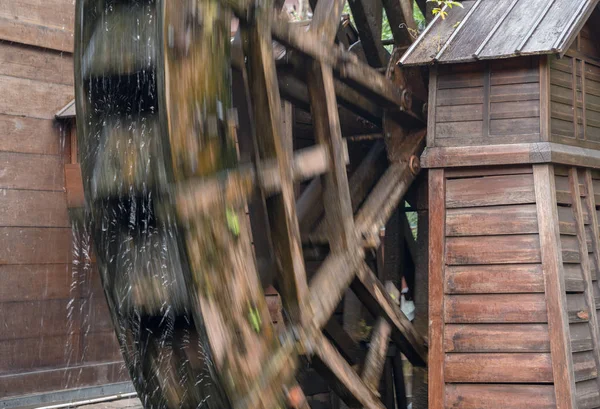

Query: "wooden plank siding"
<box><xmin>0</xmin><ymin>30</ymin><xmax>127</xmax><ymax>400</ymax></box>
<box><xmin>431</xmin><ymin>57</ymin><xmax>541</xmax><ymax>148</ymax></box>
<box><xmin>429</xmin><ymin>166</ymin><xmax>565</xmax><ymax>409</ymax></box>
<box><xmin>549</xmin><ymin>27</ymin><xmax>600</xmax><ymax>149</ymax></box>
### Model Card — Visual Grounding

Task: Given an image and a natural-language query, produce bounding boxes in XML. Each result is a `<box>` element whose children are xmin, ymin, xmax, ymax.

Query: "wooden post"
<box><xmin>428</xmin><ymin>169</ymin><xmax>445</xmax><ymax>409</ymax></box>
<box><xmin>533</xmin><ymin>164</ymin><xmax>577</xmax><ymax>409</ymax></box>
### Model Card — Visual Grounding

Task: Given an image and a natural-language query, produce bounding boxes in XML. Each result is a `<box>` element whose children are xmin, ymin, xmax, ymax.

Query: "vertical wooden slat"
<box><xmin>482</xmin><ymin>63</ymin><xmax>491</xmax><ymax>138</ymax></box>
<box><xmin>428</xmin><ymin>169</ymin><xmax>445</xmax><ymax>409</ymax></box>
<box><xmin>581</xmin><ymin>169</ymin><xmax>600</xmax><ymax>391</ymax></box>
<box><xmin>581</xmin><ymin>60</ymin><xmax>587</xmax><ymax>141</ymax></box>
<box><xmin>540</xmin><ymin>56</ymin><xmax>551</xmax><ymax>141</ymax></box>
<box><xmin>533</xmin><ymin>164</ymin><xmax>577</xmax><ymax>409</ymax></box>
<box><xmin>427</xmin><ymin>67</ymin><xmax>438</xmax><ymax>148</ymax></box>
<box><xmin>572</xmin><ymin>58</ymin><xmax>579</xmax><ymax>140</ymax></box>
<box><xmin>242</xmin><ymin>7</ymin><xmax>309</xmax><ymax>324</ymax></box>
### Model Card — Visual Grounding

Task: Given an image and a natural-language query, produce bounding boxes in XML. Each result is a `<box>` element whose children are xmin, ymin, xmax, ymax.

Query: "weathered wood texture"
<box><xmin>0</xmin><ymin>32</ymin><xmax>125</xmax><ymax>400</ymax></box>
<box><xmin>428</xmin><ymin>165</ymin><xmax>581</xmax><ymax>409</ymax></box>
<box><xmin>549</xmin><ymin>27</ymin><xmax>600</xmax><ymax>150</ymax></box>
<box><xmin>430</xmin><ymin>57</ymin><xmax>541</xmax><ymax>148</ymax></box>
<box><xmin>0</xmin><ymin>0</ymin><xmax>75</xmax><ymax>52</ymax></box>
<box><xmin>553</xmin><ymin>165</ymin><xmax>600</xmax><ymax>406</ymax></box>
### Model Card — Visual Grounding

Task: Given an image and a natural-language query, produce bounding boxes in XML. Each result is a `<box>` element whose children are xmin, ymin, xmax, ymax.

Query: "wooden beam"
<box><xmin>380</xmin><ymin>0</ymin><xmax>416</xmax><ymax>46</ymax></box>
<box><xmin>576</xmin><ymin>169</ymin><xmax>600</xmax><ymax>393</ymax></box>
<box><xmin>313</xmin><ymin>334</ymin><xmax>387</xmax><ymax>409</ymax></box>
<box><xmin>242</xmin><ymin>9</ymin><xmax>309</xmax><ymax>325</ymax></box>
<box><xmin>324</xmin><ymin>317</ymin><xmax>364</xmax><ymax>365</ymax></box>
<box><xmin>533</xmin><ymin>164</ymin><xmax>577</xmax><ymax>409</ymax></box>
<box><xmin>309</xmin><ymin>251</ymin><xmax>364</xmax><ymax>329</ymax></box>
<box><xmin>361</xmin><ymin>282</ymin><xmax>398</xmax><ymax>394</ymax></box>
<box><xmin>176</xmin><ymin>145</ymin><xmax>330</xmax><ymax>220</ymax></box>
<box><xmin>355</xmin><ymin>130</ymin><xmax>426</xmax><ymax>241</ymax></box>
<box><xmin>352</xmin><ymin>261</ymin><xmax>427</xmax><ymax>366</ymax></box>
<box><xmin>347</xmin><ymin>0</ymin><xmax>388</xmax><ymax>67</ymax></box>
<box><xmin>428</xmin><ymin>168</ymin><xmax>445</xmax><ymax>409</ymax></box>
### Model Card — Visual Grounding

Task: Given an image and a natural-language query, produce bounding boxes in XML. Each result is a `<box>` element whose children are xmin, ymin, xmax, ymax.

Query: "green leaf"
<box><xmin>226</xmin><ymin>208</ymin><xmax>240</xmax><ymax>237</ymax></box>
<box><xmin>248</xmin><ymin>306</ymin><xmax>262</xmax><ymax>333</ymax></box>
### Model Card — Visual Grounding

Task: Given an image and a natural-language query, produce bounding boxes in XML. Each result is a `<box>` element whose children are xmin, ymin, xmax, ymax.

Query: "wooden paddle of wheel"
<box><xmin>74</xmin><ymin>0</ymin><xmax>427</xmax><ymax>408</ymax></box>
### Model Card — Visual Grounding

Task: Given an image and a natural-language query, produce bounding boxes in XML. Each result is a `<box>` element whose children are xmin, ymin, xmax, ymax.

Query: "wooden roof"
<box><xmin>400</xmin><ymin>0</ymin><xmax>599</xmax><ymax>66</ymax></box>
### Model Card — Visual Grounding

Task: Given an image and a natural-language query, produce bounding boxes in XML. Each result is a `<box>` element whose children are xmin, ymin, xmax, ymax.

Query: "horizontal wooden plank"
<box><xmin>0</xmin><ymin>74</ymin><xmax>73</xmax><ymax>119</ymax></box>
<box><xmin>0</xmin><ymin>333</ymin><xmax>80</xmax><ymax>374</ymax></box>
<box><xmin>438</xmin><ymin>72</ymin><xmax>484</xmax><ymax>90</ymax></box>
<box><xmin>436</xmin><ymin>87</ymin><xmax>483</xmax><ymax>106</ymax></box>
<box><xmin>0</xmin><ymin>299</ymin><xmax>80</xmax><ymax>341</ymax></box>
<box><xmin>445</xmin><ymin>384</ymin><xmax>556</xmax><ymax>409</ymax></box>
<box><xmin>81</xmin><ymin>331</ymin><xmax>121</xmax><ymax>364</ymax></box>
<box><xmin>445</xmin><ymin>353</ymin><xmax>553</xmax><ymax>383</ymax></box>
<box><xmin>0</xmin><ymin>362</ymin><xmax>127</xmax><ymax>399</ymax></box>
<box><xmin>445</xmin><ymin>324</ymin><xmax>549</xmax><ymax>353</ymax></box>
<box><xmin>435</xmin><ymin>121</ymin><xmax>483</xmax><ymax>140</ymax></box>
<box><xmin>490</xmin><ymin>118</ymin><xmax>540</xmax><ymax>136</ymax></box>
<box><xmin>0</xmin><ymin>264</ymin><xmax>77</xmax><ymax>302</ymax></box>
<box><xmin>565</xmin><ymin>264</ymin><xmax>585</xmax><ymax>292</ymax></box>
<box><xmin>0</xmin><ymin>152</ymin><xmax>65</xmax><ymax>191</ymax></box>
<box><xmin>571</xmin><ymin>322</ymin><xmax>593</xmax><ymax>353</ymax></box>
<box><xmin>573</xmin><ymin>351</ymin><xmax>599</xmax><ymax>382</ymax></box>
<box><xmin>0</xmin><ymin>16</ymin><xmax>73</xmax><ymax>53</ymax></box>
<box><xmin>446</xmin><ymin>235</ymin><xmax>541</xmax><ymax>265</ymax></box>
<box><xmin>445</xmin><ymin>264</ymin><xmax>544</xmax><ymax>294</ymax></box>
<box><xmin>0</xmin><ymin>115</ymin><xmax>63</xmax><ymax>155</ymax></box>
<box><xmin>0</xmin><ymin>41</ymin><xmax>73</xmax><ymax>85</ymax></box>
<box><xmin>446</xmin><ymin>204</ymin><xmax>538</xmax><ymax>237</ymax></box>
<box><xmin>445</xmin><ymin>166</ymin><xmax>533</xmax><ymax>179</ymax></box>
<box><xmin>568</xmin><ymin>293</ymin><xmax>590</xmax><ymax>323</ymax></box>
<box><xmin>436</xmin><ymin>104</ymin><xmax>483</xmax><ymax>122</ymax></box>
<box><xmin>0</xmin><ymin>0</ymin><xmax>74</xmax><ymax>34</ymax></box>
<box><xmin>446</xmin><ymin>174</ymin><xmax>535</xmax><ymax>208</ymax></box>
<box><xmin>0</xmin><ymin>190</ymin><xmax>69</xmax><ymax>227</ymax></box>
<box><xmin>0</xmin><ymin>227</ymin><xmax>72</xmax><ymax>264</ymax></box>
<box><xmin>490</xmin><ymin>100</ymin><xmax>540</xmax><ymax>120</ymax></box>
<box><xmin>445</xmin><ymin>294</ymin><xmax>548</xmax><ymax>324</ymax></box>
<box><xmin>490</xmin><ymin>83</ymin><xmax>540</xmax><ymax>103</ymax></box>
<box><xmin>577</xmin><ymin>379</ymin><xmax>600</xmax><ymax>409</ymax></box>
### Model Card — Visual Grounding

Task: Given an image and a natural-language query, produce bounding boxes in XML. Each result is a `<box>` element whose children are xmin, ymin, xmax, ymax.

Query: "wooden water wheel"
<box><xmin>74</xmin><ymin>0</ymin><xmax>428</xmax><ymax>408</ymax></box>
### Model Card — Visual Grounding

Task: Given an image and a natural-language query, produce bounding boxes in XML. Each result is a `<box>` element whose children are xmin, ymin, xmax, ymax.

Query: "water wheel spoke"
<box><xmin>360</xmin><ymin>282</ymin><xmax>398</xmax><ymax>394</ymax></box>
<box><xmin>175</xmin><ymin>145</ymin><xmax>331</xmax><ymax>221</ymax></box>
<box><xmin>241</xmin><ymin>6</ymin><xmax>310</xmax><ymax>325</ymax></box>
<box><xmin>352</xmin><ymin>262</ymin><xmax>427</xmax><ymax>366</ymax></box>
<box><xmin>313</xmin><ymin>334</ymin><xmax>387</xmax><ymax>409</ymax></box>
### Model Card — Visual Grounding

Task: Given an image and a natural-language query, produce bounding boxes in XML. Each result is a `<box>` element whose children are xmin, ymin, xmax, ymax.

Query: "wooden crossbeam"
<box><xmin>175</xmin><ymin>145</ymin><xmax>330</xmax><ymax>220</ymax></box>
<box><xmin>347</xmin><ymin>0</ymin><xmax>388</xmax><ymax>67</ymax></box>
<box><xmin>352</xmin><ymin>261</ymin><xmax>427</xmax><ymax>366</ymax></box>
<box><xmin>308</xmin><ymin>141</ymin><xmax>387</xmax><ymax>241</ymax></box>
<box><xmin>309</xmin><ymin>250</ymin><xmax>363</xmax><ymax>329</ymax></box>
<box><xmin>355</xmin><ymin>129</ymin><xmax>426</xmax><ymax>242</ymax></box>
<box><xmin>380</xmin><ymin>0</ymin><xmax>417</xmax><ymax>46</ymax></box>
<box><xmin>361</xmin><ymin>282</ymin><xmax>398</xmax><ymax>394</ymax></box>
<box><xmin>221</xmin><ymin>0</ymin><xmax>425</xmax><ymax>121</ymax></box>
<box><xmin>313</xmin><ymin>334</ymin><xmax>387</xmax><ymax>409</ymax></box>
<box><xmin>241</xmin><ymin>5</ymin><xmax>310</xmax><ymax>325</ymax></box>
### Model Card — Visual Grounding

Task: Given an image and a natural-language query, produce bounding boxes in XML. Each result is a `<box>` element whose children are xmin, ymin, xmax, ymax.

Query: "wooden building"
<box><xmin>0</xmin><ymin>2</ymin><xmax>129</xmax><ymax>407</ymax></box>
<box><xmin>401</xmin><ymin>0</ymin><xmax>600</xmax><ymax>408</ymax></box>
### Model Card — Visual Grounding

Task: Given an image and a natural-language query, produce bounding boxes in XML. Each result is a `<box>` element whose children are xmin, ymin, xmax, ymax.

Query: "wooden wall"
<box><xmin>0</xmin><ymin>1</ymin><xmax>126</xmax><ymax>401</ymax></box>
<box><xmin>429</xmin><ymin>56</ymin><xmax>541</xmax><ymax>148</ymax></box>
<box><xmin>549</xmin><ymin>24</ymin><xmax>600</xmax><ymax>149</ymax></box>
<box><xmin>554</xmin><ymin>166</ymin><xmax>600</xmax><ymax>408</ymax></box>
<box><xmin>429</xmin><ymin>164</ymin><xmax>600</xmax><ymax>409</ymax></box>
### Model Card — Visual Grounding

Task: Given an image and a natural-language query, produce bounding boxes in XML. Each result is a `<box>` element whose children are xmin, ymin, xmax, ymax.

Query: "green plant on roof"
<box><xmin>427</xmin><ymin>0</ymin><xmax>463</xmax><ymax>20</ymax></box>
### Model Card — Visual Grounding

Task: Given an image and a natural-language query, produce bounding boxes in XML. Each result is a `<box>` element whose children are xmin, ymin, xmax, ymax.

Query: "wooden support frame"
<box><xmin>428</xmin><ymin>169</ymin><xmax>445</xmax><ymax>409</ymax></box>
<box><xmin>534</xmin><ymin>164</ymin><xmax>577</xmax><ymax>409</ymax></box>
